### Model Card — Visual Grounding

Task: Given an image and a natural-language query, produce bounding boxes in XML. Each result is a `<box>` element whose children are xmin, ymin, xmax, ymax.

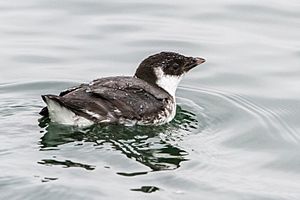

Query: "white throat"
<box><xmin>154</xmin><ymin>67</ymin><xmax>183</xmax><ymax>98</ymax></box>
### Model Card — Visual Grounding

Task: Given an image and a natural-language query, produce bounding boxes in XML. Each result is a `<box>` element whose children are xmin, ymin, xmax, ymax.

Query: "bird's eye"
<box><xmin>173</xmin><ymin>63</ymin><xmax>179</xmax><ymax>69</ymax></box>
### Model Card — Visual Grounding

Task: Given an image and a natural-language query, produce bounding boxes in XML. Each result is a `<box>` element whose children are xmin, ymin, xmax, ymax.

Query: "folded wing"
<box><xmin>41</xmin><ymin>76</ymin><xmax>171</xmax><ymax>124</ymax></box>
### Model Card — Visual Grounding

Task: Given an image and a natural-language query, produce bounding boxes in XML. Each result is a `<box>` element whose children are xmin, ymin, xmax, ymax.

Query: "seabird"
<box><xmin>40</xmin><ymin>52</ymin><xmax>205</xmax><ymax>126</ymax></box>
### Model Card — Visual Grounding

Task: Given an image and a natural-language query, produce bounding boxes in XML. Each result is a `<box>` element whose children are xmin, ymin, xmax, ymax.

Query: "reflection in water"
<box><xmin>38</xmin><ymin>159</ymin><xmax>96</xmax><ymax>170</ymax></box>
<box><xmin>38</xmin><ymin>106</ymin><xmax>198</xmax><ymax>172</ymax></box>
<box><xmin>40</xmin><ymin>177</ymin><xmax>58</xmax><ymax>183</ymax></box>
<box><xmin>130</xmin><ymin>186</ymin><xmax>160</xmax><ymax>193</ymax></box>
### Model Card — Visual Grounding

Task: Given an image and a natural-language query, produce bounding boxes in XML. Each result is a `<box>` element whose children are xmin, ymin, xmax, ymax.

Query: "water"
<box><xmin>0</xmin><ymin>0</ymin><xmax>300</xmax><ymax>199</ymax></box>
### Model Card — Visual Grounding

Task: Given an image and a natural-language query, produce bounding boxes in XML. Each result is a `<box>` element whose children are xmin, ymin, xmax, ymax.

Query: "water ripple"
<box><xmin>180</xmin><ymin>86</ymin><xmax>299</xmax><ymax>145</ymax></box>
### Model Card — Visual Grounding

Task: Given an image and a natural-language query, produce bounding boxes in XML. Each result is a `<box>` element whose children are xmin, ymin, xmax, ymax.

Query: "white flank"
<box><xmin>154</xmin><ymin>67</ymin><xmax>183</xmax><ymax>98</ymax></box>
<box><xmin>85</xmin><ymin>110</ymin><xmax>101</xmax><ymax>119</ymax></box>
<box><xmin>85</xmin><ymin>110</ymin><xmax>113</xmax><ymax>123</ymax></box>
<box><xmin>167</xmin><ymin>102</ymin><xmax>177</xmax><ymax>123</ymax></box>
<box><xmin>44</xmin><ymin>96</ymin><xmax>94</xmax><ymax>126</ymax></box>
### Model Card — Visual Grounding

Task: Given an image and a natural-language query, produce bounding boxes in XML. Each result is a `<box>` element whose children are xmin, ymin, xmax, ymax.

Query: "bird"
<box><xmin>40</xmin><ymin>52</ymin><xmax>205</xmax><ymax>126</ymax></box>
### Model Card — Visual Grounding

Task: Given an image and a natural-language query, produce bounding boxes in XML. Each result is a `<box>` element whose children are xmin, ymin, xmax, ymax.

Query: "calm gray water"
<box><xmin>0</xmin><ymin>0</ymin><xmax>300</xmax><ymax>199</ymax></box>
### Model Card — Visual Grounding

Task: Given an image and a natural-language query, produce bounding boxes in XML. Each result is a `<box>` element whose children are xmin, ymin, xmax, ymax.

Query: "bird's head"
<box><xmin>135</xmin><ymin>52</ymin><xmax>205</xmax><ymax>97</ymax></box>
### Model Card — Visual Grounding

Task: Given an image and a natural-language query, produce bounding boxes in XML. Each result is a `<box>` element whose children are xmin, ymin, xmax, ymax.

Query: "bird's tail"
<box><xmin>41</xmin><ymin>95</ymin><xmax>75</xmax><ymax>124</ymax></box>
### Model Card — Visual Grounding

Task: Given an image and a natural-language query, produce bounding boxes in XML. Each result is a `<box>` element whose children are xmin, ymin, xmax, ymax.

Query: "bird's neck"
<box><xmin>135</xmin><ymin>67</ymin><xmax>182</xmax><ymax>98</ymax></box>
<box><xmin>155</xmin><ymin>75</ymin><xmax>181</xmax><ymax>98</ymax></box>
<box><xmin>153</xmin><ymin>68</ymin><xmax>182</xmax><ymax>98</ymax></box>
